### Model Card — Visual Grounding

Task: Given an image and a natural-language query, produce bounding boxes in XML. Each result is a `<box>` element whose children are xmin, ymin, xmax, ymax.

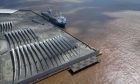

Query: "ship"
<box><xmin>41</xmin><ymin>9</ymin><xmax>66</xmax><ymax>28</ymax></box>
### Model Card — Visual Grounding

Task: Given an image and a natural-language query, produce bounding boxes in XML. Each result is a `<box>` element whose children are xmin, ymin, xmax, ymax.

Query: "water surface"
<box><xmin>1</xmin><ymin>0</ymin><xmax>140</xmax><ymax>84</ymax></box>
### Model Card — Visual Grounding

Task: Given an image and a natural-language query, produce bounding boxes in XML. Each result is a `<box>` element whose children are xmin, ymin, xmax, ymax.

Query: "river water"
<box><xmin>1</xmin><ymin>0</ymin><xmax>140</xmax><ymax>84</ymax></box>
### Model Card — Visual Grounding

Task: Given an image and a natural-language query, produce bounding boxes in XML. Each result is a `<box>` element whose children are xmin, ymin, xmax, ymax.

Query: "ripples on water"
<box><xmin>1</xmin><ymin>0</ymin><xmax>140</xmax><ymax>40</ymax></box>
<box><xmin>47</xmin><ymin>0</ymin><xmax>140</xmax><ymax>41</ymax></box>
<box><xmin>1</xmin><ymin>1</ymin><xmax>140</xmax><ymax>84</ymax></box>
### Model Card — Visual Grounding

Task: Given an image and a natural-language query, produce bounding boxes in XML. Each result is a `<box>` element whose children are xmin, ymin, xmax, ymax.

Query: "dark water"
<box><xmin>1</xmin><ymin>0</ymin><xmax>140</xmax><ymax>22</ymax></box>
<box><xmin>1</xmin><ymin>0</ymin><xmax>140</xmax><ymax>40</ymax></box>
<box><xmin>1</xmin><ymin>0</ymin><xmax>140</xmax><ymax>29</ymax></box>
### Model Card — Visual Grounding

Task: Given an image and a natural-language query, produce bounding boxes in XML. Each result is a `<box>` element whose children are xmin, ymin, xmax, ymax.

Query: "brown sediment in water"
<box><xmin>37</xmin><ymin>13</ymin><xmax>140</xmax><ymax>84</ymax></box>
<box><xmin>1</xmin><ymin>0</ymin><xmax>140</xmax><ymax>84</ymax></box>
<box><xmin>36</xmin><ymin>0</ymin><xmax>140</xmax><ymax>84</ymax></box>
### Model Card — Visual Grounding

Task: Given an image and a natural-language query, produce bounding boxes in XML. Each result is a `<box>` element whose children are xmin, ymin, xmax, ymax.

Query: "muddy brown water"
<box><xmin>1</xmin><ymin>0</ymin><xmax>140</xmax><ymax>84</ymax></box>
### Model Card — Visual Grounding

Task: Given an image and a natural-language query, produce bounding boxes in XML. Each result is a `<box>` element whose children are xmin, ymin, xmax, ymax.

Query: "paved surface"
<box><xmin>1</xmin><ymin>0</ymin><xmax>140</xmax><ymax>84</ymax></box>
